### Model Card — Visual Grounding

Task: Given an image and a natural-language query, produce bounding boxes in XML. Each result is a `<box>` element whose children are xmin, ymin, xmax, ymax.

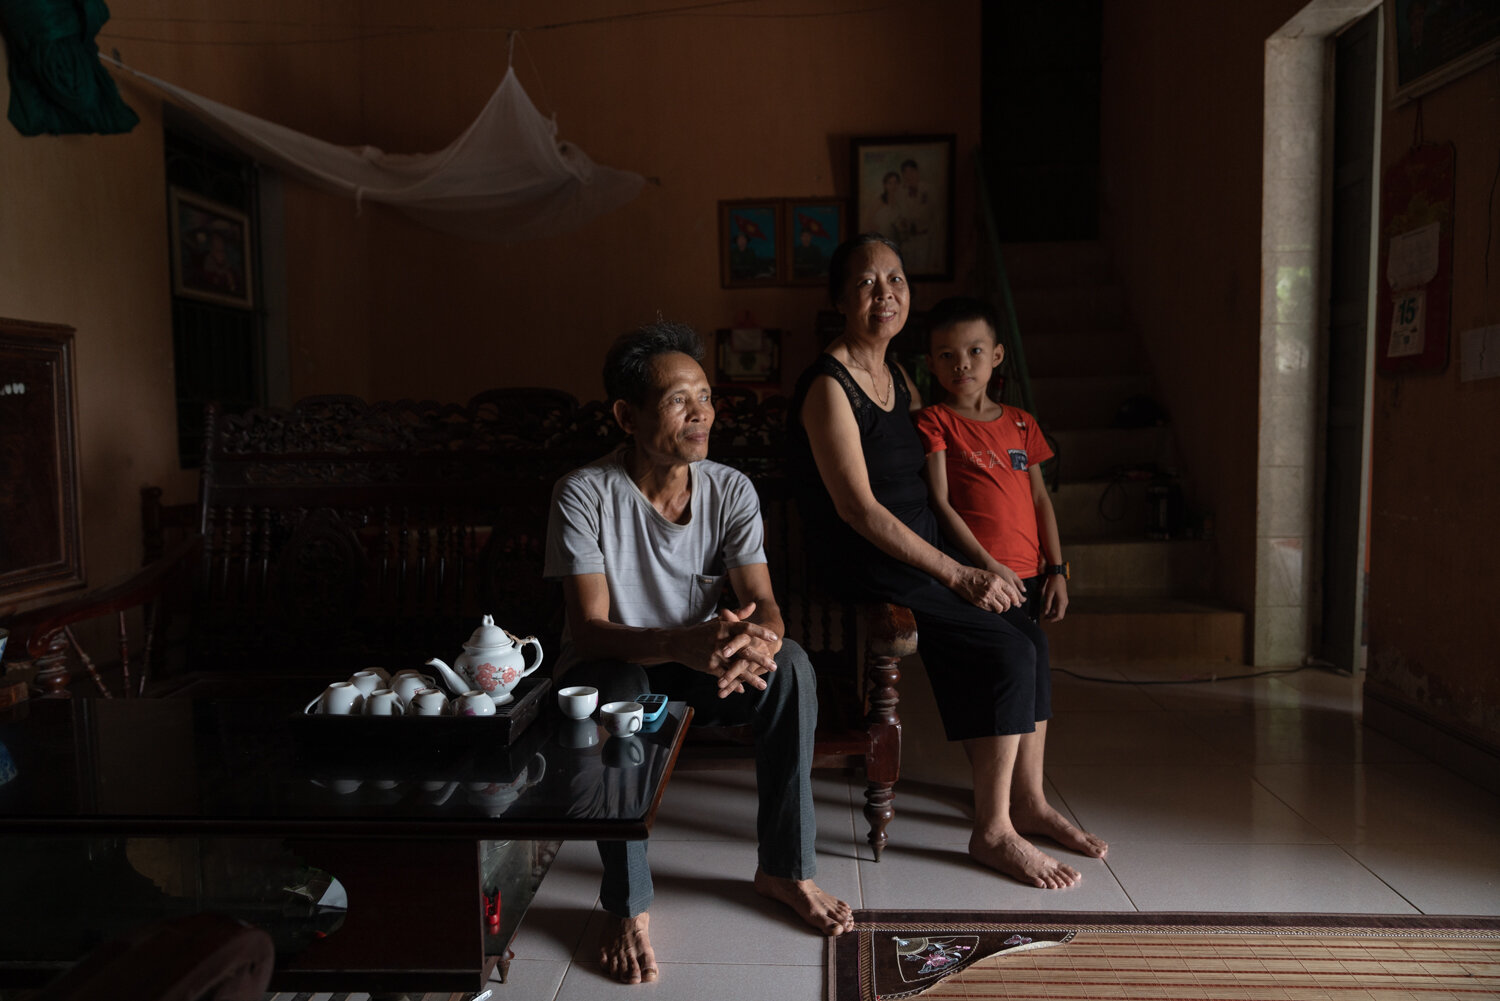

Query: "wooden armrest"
<box><xmin>25</xmin><ymin>535</ymin><xmax>201</xmax><ymax>659</ymax></box>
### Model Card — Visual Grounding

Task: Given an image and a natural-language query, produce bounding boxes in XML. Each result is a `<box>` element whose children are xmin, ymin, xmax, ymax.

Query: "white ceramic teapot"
<box><xmin>427</xmin><ymin>615</ymin><xmax>543</xmax><ymax>706</ymax></box>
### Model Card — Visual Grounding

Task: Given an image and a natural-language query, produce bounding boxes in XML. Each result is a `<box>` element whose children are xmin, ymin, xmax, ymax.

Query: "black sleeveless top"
<box><xmin>788</xmin><ymin>353</ymin><xmax>949</xmax><ymax>597</ymax></box>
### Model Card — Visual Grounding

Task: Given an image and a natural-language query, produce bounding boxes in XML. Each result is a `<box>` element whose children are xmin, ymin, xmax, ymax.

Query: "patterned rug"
<box><xmin>828</xmin><ymin>910</ymin><xmax>1500</xmax><ymax>1001</ymax></box>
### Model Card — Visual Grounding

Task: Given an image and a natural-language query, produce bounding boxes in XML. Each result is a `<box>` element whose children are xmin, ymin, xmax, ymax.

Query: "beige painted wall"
<box><xmin>0</xmin><ymin>0</ymin><xmax>368</xmax><ymax>608</ymax></box>
<box><xmin>1100</xmin><ymin>0</ymin><xmax>1310</xmax><ymax>634</ymax></box>
<box><xmin>350</xmin><ymin>1</ymin><xmax>980</xmax><ymax>403</ymax></box>
<box><xmin>1367</xmin><ymin>59</ymin><xmax>1500</xmax><ymax>747</ymax></box>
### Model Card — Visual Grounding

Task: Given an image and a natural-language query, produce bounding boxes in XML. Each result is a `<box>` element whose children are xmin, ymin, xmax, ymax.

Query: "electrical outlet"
<box><xmin>1460</xmin><ymin>325</ymin><xmax>1500</xmax><ymax>382</ymax></box>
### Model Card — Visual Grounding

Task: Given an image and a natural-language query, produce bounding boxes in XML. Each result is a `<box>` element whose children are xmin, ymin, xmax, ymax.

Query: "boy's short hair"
<box><xmin>924</xmin><ymin>296</ymin><xmax>1000</xmax><ymax>351</ymax></box>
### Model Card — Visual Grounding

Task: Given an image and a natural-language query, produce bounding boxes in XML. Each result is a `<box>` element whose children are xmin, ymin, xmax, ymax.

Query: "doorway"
<box><xmin>1316</xmin><ymin>8</ymin><xmax>1382</xmax><ymax>673</ymax></box>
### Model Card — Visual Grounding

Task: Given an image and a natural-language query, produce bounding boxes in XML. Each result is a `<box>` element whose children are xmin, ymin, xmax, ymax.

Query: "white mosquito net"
<box><xmin>107</xmin><ymin>59</ymin><xmax>645</xmax><ymax>244</ymax></box>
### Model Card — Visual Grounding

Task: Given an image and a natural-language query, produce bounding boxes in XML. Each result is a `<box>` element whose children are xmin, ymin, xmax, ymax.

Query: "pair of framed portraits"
<box><xmin>718</xmin><ymin>134</ymin><xmax>957</xmax><ymax>289</ymax></box>
<box><xmin>719</xmin><ymin>198</ymin><xmax>846</xmax><ymax>288</ymax></box>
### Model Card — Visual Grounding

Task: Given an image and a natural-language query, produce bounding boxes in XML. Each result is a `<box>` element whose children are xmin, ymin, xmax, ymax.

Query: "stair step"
<box><xmin>1011</xmin><ymin>283</ymin><xmax>1125</xmax><ymax>332</ymax></box>
<box><xmin>1048</xmin><ymin>477</ymin><xmax>1151</xmax><ymax>539</ymax></box>
<box><xmin>1045</xmin><ymin>426</ymin><xmax>1176</xmax><ymax>481</ymax></box>
<box><xmin>1046</xmin><ymin>596</ymin><xmax>1244</xmax><ymax>664</ymax></box>
<box><xmin>1018</xmin><ymin>329</ymin><xmax>1146</xmax><ymax>378</ymax></box>
<box><xmin>1066</xmin><ymin>538</ymin><xmax>1214</xmax><ymax>597</ymax></box>
<box><xmin>998</xmin><ymin>241</ymin><xmax>1114</xmax><ymax>287</ymax></box>
<box><xmin>1030</xmin><ymin>374</ymin><xmax>1158</xmax><ymax>429</ymax></box>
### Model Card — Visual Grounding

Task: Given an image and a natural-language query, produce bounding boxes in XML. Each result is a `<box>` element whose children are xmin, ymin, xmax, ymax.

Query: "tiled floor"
<box><xmin>499</xmin><ymin>660</ymin><xmax>1500</xmax><ymax>999</ymax></box>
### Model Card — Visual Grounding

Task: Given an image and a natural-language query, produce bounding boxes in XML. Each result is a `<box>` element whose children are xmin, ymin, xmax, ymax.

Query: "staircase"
<box><xmin>1000</xmin><ymin>241</ymin><xmax>1244</xmax><ymax>664</ymax></box>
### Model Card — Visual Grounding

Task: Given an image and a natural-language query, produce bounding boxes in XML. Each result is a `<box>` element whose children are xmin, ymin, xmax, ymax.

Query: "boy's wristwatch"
<box><xmin>1044</xmin><ymin>562</ymin><xmax>1070</xmax><ymax>580</ymax></box>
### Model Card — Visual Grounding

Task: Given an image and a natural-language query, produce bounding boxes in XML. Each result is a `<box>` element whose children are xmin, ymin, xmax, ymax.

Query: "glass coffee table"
<box><xmin>0</xmin><ymin>695</ymin><xmax>691</xmax><ymax>993</ymax></box>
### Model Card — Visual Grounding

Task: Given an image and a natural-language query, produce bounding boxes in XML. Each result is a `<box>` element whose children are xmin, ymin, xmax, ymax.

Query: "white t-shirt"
<box><xmin>544</xmin><ymin>449</ymin><xmax>767</xmax><ymax>662</ymax></box>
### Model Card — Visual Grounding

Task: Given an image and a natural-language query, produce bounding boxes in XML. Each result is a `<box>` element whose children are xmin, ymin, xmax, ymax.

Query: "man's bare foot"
<box><xmin>969</xmin><ymin>829</ymin><xmax>1081</xmax><ymax>889</ymax></box>
<box><xmin>1011</xmin><ymin>799</ymin><xmax>1109</xmax><ymax>858</ymax></box>
<box><xmin>753</xmin><ymin>869</ymin><xmax>855</xmax><ymax>936</ymax></box>
<box><xmin>598</xmin><ymin>912</ymin><xmax>658</xmax><ymax>984</ymax></box>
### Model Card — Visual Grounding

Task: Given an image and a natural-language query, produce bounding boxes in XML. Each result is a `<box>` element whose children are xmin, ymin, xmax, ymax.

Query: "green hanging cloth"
<box><xmin>0</xmin><ymin>0</ymin><xmax>137</xmax><ymax>135</ymax></box>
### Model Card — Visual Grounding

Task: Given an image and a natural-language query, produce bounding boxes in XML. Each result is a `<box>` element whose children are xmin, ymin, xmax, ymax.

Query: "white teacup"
<box><xmin>454</xmin><ymin>690</ymin><xmax>497</xmax><ymax>716</ymax></box>
<box><xmin>305</xmin><ymin>681</ymin><xmax>362</xmax><ymax>716</ymax></box>
<box><xmin>557</xmin><ymin>685</ymin><xmax>599</xmax><ymax>720</ymax></box>
<box><xmin>362</xmin><ymin>689</ymin><xmax>403</xmax><ymax>716</ymax></box>
<box><xmin>600</xmin><ymin>700</ymin><xmax>644</xmax><ymax>737</ymax></box>
<box><xmin>411</xmin><ymin>687</ymin><xmax>450</xmax><ymax>716</ymax></box>
<box><xmin>390</xmin><ymin>673</ymin><xmax>431</xmax><ymax>707</ymax></box>
<box><xmin>348</xmin><ymin>670</ymin><xmax>385</xmax><ymax>697</ymax></box>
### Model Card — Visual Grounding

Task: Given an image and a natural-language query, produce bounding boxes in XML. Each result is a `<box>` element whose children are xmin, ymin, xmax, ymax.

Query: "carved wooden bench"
<box><xmin>48</xmin><ymin>389</ymin><xmax>917</xmax><ymax>857</ymax></box>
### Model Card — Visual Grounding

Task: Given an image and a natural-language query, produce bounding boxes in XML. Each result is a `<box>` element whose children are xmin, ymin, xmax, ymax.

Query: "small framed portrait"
<box><xmin>719</xmin><ymin>200</ymin><xmax>783</xmax><ymax>287</ymax></box>
<box><xmin>784</xmin><ymin>199</ymin><xmax>847</xmax><ymax>286</ymax></box>
<box><xmin>851</xmin><ymin>134</ymin><xmax>956</xmax><ymax>281</ymax></box>
<box><xmin>169</xmin><ymin>187</ymin><xmax>254</xmax><ymax>309</ymax></box>
<box><xmin>715</xmin><ymin>327</ymin><xmax>781</xmax><ymax>386</ymax></box>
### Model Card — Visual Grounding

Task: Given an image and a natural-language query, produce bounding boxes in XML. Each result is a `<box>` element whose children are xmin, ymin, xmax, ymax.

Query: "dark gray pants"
<box><xmin>563</xmin><ymin>639</ymin><xmax>818</xmax><ymax>917</ymax></box>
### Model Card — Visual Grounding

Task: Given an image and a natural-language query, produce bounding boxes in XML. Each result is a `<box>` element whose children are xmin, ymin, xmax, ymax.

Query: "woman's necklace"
<box><xmin>847</xmin><ymin>354</ymin><xmax>892</xmax><ymax>408</ymax></box>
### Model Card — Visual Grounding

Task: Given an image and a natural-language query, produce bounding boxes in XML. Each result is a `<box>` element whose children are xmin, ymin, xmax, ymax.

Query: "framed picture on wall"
<box><xmin>784</xmin><ymin>199</ymin><xmax>847</xmax><ymax>286</ymax></box>
<box><xmin>715</xmin><ymin>328</ymin><xmax>781</xmax><ymax>386</ymax></box>
<box><xmin>851</xmin><ymin>134</ymin><xmax>955</xmax><ymax>280</ymax></box>
<box><xmin>1385</xmin><ymin>0</ymin><xmax>1500</xmax><ymax>103</ymax></box>
<box><xmin>0</xmin><ymin>318</ymin><xmax>84</xmax><ymax>604</ymax></box>
<box><xmin>169</xmin><ymin>187</ymin><xmax>255</xmax><ymax>309</ymax></box>
<box><xmin>719</xmin><ymin>200</ymin><xmax>783</xmax><ymax>287</ymax></box>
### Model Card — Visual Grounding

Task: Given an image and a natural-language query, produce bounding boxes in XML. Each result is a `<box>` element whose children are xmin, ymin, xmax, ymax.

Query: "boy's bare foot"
<box><xmin>598</xmin><ymin>912</ymin><xmax>658</xmax><ymax>984</ymax></box>
<box><xmin>753</xmin><ymin>869</ymin><xmax>855</xmax><ymax>935</ymax></box>
<box><xmin>969</xmin><ymin>830</ymin><xmax>1081</xmax><ymax>889</ymax></box>
<box><xmin>1012</xmin><ymin>800</ymin><xmax>1109</xmax><ymax>858</ymax></box>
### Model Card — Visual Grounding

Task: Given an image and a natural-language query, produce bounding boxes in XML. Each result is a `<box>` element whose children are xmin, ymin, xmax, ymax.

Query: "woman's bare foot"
<box><xmin>969</xmin><ymin>829</ymin><xmax>1081</xmax><ymax>889</ymax></box>
<box><xmin>1011</xmin><ymin>799</ymin><xmax>1109</xmax><ymax>858</ymax></box>
<box><xmin>753</xmin><ymin>869</ymin><xmax>855</xmax><ymax>935</ymax></box>
<box><xmin>598</xmin><ymin>912</ymin><xmax>658</xmax><ymax>984</ymax></box>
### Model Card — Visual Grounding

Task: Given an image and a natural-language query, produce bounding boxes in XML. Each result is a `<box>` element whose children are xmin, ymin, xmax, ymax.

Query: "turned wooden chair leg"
<box><xmin>862</xmin><ymin>602</ymin><xmax>916</xmax><ymax>861</ymax></box>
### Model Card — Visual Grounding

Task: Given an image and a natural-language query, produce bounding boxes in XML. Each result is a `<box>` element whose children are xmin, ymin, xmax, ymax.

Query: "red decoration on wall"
<box><xmin>1375</xmin><ymin>142</ymin><xmax>1455</xmax><ymax>375</ymax></box>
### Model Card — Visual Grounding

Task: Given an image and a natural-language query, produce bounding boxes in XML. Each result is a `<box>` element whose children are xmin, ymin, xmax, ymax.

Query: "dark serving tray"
<box><xmin>290</xmin><ymin>676</ymin><xmax>551</xmax><ymax>758</ymax></box>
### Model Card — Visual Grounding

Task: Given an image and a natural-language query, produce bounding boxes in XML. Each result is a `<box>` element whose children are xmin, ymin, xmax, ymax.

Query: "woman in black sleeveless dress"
<box><xmin>789</xmin><ymin>234</ymin><xmax>1108</xmax><ymax>889</ymax></box>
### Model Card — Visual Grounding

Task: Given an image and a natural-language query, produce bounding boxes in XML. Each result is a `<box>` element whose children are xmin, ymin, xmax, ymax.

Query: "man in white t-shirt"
<box><xmin>544</xmin><ymin>322</ymin><xmax>853</xmax><ymax>984</ymax></box>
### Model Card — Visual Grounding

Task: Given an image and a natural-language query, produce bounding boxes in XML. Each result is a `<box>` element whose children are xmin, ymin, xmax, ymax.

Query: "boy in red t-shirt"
<box><xmin>916</xmin><ymin>298</ymin><xmax>1069</xmax><ymax>622</ymax></box>
<box><xmin>914</xmin><ymin>296</ymin><xmax>1105</xmax><ymax>876</ymax></box>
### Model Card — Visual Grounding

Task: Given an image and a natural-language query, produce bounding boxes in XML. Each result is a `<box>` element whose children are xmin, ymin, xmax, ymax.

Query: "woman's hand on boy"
<box><xmin>949</xmin><ymin>565</ymin><xmax>1024</xmax><ymax>613</ymax></box>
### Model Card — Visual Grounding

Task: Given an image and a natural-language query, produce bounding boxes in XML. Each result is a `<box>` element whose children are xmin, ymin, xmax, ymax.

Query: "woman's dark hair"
<box><xmin>826</xmin><ymin>232</ymin><xmax>904</xmax><ymax>306</ymax></box>
<box><xmin>924</xmin><ymin>296</ymin><xmax>1001</xmax><ymax>350</ymax></box>
<box><xmin>879</xmin><ymin>170</ymin><xmax>900</xmax><ymax>204</ymax></box>
<box><xmin>603</xmin><ymin>321</ymin><xmax>704</xmax><ymax>405</ymax></box>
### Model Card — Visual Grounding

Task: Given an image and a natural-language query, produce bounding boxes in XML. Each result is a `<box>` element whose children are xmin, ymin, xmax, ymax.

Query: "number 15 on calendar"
<box><xmin>1388</xmin><ymin>290</ymin><xmax>1424</xmax><ymax>358</ymax></box>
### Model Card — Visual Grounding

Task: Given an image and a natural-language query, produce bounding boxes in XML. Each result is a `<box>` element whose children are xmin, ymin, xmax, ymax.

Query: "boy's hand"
<box><xmin>1042</xmin><ymin>575</ymin><xmax>1068</xmax><ymax>622</ymax></box>
<box><xmin>991</xmin><ymin>563</ymin><xmax>1026</xmax><ymax>596</ymax></box>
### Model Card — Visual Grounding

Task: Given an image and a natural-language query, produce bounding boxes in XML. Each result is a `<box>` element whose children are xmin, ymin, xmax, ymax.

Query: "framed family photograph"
<box><xmin>0</xmin><ymin>318</ymin><xmax>84</xmax><ymax>604</ymax></box>
<box><xmin>851</xmin><ymin>134</ymin><xmax>955</xmax><ymax>280</ymax></box>
<box><xmin>784</xmin><ymin>199</ymin><xmax>846</xmax><ymax>286</ymax></box>
<box><xmin>719</xmin><ymin>200</ymin><xmax>783</xmax><ymax>287</ymax></box>
<box><xmin>1385</xmin><ymin>0</ymin><xmax>1500</xmax><ymax>103</ymax></box>
<box><xmin>169</xmin><ymin>187</ymin><xmax>255</xmax><ymax>309</ymax></box>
